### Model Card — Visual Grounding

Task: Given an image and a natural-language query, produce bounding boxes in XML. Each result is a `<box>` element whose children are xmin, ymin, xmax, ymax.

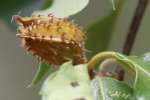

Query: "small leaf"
<box><xmin>28</xmin><ymin>61</ymin><xmax>50</xmax><ymax>87</ymax></box>
<box><xmin>33</xmin><ymin>0</ymin><xmax>89</xmax><ymax>18</ymax></box>
<box><xmin>92</xmin><ymin>77</ymin><xmax>134</xmax><ymax>100</ymax></box>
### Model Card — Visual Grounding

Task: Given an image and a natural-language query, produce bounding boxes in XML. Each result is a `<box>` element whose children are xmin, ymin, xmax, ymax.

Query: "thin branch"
<box><xmin>123</xmin><ymin>0</ymin><xmax>149</xmax><ymax>55</ymax></box>
<box><xmin>116</xmin><ymin>0</ymin><xmax>149</xmax><ymax>80</ymax></box>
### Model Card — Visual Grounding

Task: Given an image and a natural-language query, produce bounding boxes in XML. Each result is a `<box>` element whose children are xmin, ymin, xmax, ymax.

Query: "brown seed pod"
<box><xmin>15</xmin><ymin>15</ymin><xmax>86</xmax><ymax>65</ymax></box>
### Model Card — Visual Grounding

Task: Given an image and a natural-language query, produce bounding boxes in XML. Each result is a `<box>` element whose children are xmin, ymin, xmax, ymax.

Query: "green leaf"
<box><xmin>88</xmin><ymin>51</ymin><xmax>150</xmax><ymax>99</ymax></box>
<box><xmin>28</xmin><ymin>61</ymin><xmax>50</xmax><ymax>87</ymax></box>
<box><xmin>116</xmin><ymin>53</ymin><xmax>150</xmax><ymax>100</ymax></box>
<box><xmin>0</xmin><ymin>0</ymin><xmax>35</xmax><ymax>15</ymax></box>
<box><xmin>1</xmin><ymin>0</ymin><xmax>53</xmax><ymax>26</ymax></box>
<box><xmin>86</xmin><ymin>1</ymin><xmax>124</xmax><ymax>59</ymax></box>
<box><xmin>92</xmin><ymin>77</ymin><xmax>134</xmax><ymax>100</ymax></box>
<box><xmin>33</xmin><ymin>0</ymin><xmax>89</xmax><ymax>18</ymax></box>
<box><xmin>41</xmin><ymin>0</ymin><xmax>53</xmax><ymax>10</ymax></box>
<box><xmin>40</xmin><ymin>62</ymin><xmax>94</xmax><ymax>100</ymax></box>
<box><xmin>40</xmin><ymin>61</ymin><xmax>134</xmax><ymax>100</ymax></box>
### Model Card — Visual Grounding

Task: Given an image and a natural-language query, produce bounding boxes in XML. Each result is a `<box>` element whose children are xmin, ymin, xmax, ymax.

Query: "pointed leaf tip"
<box><xmin>28</xmin><ymin>62</ymin><xmax>51</xmax><ymax>87</ymax></box>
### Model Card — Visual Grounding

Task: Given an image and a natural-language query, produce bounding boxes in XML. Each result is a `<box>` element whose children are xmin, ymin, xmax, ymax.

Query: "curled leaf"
<box><xmin>117</xmin><ymin>53</ymin><xmax>150</xmax><ymax>100</ymax></box>
<box><xmin>88</xmin><ymin>51</ymin><xmax>150</xmax><ymax>100</ymax></box>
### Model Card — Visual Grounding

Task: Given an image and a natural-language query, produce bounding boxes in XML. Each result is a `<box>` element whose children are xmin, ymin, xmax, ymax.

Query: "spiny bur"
<box><xmin>15</xmin><ymin>15</ymin><xmax>86</xmax><ymax>66</ymax></box>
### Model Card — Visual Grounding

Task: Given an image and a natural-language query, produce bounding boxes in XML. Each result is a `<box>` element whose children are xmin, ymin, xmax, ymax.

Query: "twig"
<box><xmin>116</xmin><ymin>0</ymin><xmax>149</xmax><ymax>80</ymax></box>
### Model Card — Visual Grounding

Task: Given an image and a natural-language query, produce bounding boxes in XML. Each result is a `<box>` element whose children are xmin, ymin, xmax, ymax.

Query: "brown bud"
<box><xmin>15</xmin><ymin>15</ymin><xmax>86</xmax><ymax>66</ymax></box>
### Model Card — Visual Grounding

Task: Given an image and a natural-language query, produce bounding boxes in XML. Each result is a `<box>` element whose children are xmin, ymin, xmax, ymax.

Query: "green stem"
<box><xmin>87</xmin><ymin>51</ymin><xmax>135</xmax><ymax>78</ymax></box>
<box><xmin>88</xmin><ymin>52</ymin><xmax>116</xmax><ymax>71</ymax></box>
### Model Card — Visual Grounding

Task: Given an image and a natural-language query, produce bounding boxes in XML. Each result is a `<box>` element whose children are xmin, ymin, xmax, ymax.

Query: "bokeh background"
<box><xmin>0</xmin><ymin>0</ymin><xmax>150</xmax><ymax>100</ymax></box>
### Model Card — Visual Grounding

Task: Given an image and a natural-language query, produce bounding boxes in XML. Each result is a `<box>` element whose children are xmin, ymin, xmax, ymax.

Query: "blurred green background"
<box><xmin>0</xmin><ymin>0</ymin><xmax>150</xmax><ymax>100</ymax></box>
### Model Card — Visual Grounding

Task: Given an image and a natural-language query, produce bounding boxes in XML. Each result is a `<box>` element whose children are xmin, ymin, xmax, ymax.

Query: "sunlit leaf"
<box><xmin>40</xmin><ymin>62</ymin><xmax>94</xmax><ymax>100</ymax></box>
<box><xmin>33</xmin><ymin>0</ymin><xmax>89</xmax><ymax>18</ymax></box>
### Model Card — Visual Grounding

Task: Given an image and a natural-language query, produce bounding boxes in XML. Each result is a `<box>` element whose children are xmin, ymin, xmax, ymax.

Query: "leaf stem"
<box><xmin>87</xmin><ymin>51</ymin><xmax>135</xmax><ymax>79</ymax></box>
<box><xmin>116</xmin><ymin>0</ymin><xmax>149</xmax><ymax>80</ymax></box>
<box><xmin>88</xmin><ymin>52</ymin><xmax>116</xmax><ymax>71</ymax></box>
<box><xmin>88</xmin><ymin>51</ymin><xmax>116</xmax><ymax>78</ymax></box>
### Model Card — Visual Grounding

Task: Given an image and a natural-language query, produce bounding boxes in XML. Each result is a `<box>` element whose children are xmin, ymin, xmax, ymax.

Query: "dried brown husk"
<box><xmin>15</xmin><ymin>15</ymin><xmax>86</xmax><ymax>65</ymax></box>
